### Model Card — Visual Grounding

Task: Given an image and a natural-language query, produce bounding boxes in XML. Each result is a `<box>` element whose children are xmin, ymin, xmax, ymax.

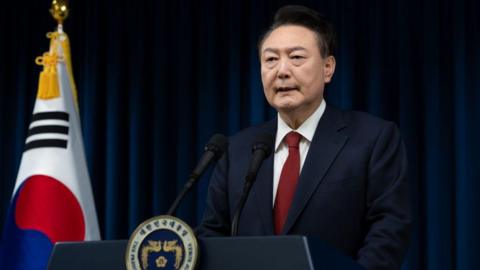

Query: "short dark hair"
<box><xmin>258</xmin><ymin>5</ymin><xmax>337</xmax><ymax>58</ymax></box>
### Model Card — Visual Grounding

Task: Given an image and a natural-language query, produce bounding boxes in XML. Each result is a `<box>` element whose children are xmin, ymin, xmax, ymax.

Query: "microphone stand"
<box><xmin>166</xmin><ymin>173</ymin><xmax>198</xmax><ymax>216</ymax></box>
<box><xmin>231</xmin><ymin>135</ymin><xmax>273</xmax><ymax>236</ymax></box>
<box><xmin>231</xmin><ymin>172</ymin><xmax>257</xmax><ymax>236</ymax></box>
<box><xmin>165</xmin><ymin>133</ymin><xmax>228</xmax><ymax>216</ymax></box>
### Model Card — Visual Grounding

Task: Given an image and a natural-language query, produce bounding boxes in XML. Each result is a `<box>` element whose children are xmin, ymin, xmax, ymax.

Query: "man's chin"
<box><xmin>271</xmin><ymin>96</ymin><xmax>301</xmax><ymax>109</ymax></box>
<box><xmin>274</xmin><ymin>103</ymin><xmax>302</xmax><ymax>114</ymax></box>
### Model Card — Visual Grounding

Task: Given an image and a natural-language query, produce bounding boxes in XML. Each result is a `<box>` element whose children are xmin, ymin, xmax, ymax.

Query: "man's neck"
<box><xmin>278</xmin><ymin>99</ymin><xmax>323</xmax><ymax>130</ymax></box>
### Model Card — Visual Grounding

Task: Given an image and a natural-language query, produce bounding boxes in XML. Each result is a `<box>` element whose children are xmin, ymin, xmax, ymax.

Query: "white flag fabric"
<box><xmin>0</xmin><ymin>28</ymin><xmax>100</xmax><ymax>270</ymax></box>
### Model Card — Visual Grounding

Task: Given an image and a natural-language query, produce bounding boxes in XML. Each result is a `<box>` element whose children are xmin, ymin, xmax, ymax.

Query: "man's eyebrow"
<box><xmin>262</xmin><ymin>48</ymin><xmax>279</xmax><ymax>54</ymax></box>
<box><xmin>262</xmin><ymin>46</ymin><xmax>307</xmax><ymax>54</ymax></box>
<box><xmin>288</xmin><ymin>46</ymin><xmax>307</xmax><ymax>53</ymax></box>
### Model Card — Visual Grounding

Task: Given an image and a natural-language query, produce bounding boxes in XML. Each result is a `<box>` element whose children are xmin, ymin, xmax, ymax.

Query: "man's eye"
<box><xmin>291</xmin><ymin>55</ymin><xmax>305</xmax><ymax>60</ymax></box>
<box><xmin>265</xmin><ymin>57</ymin><xmax>277</xmax><ymax>62</ymax></box>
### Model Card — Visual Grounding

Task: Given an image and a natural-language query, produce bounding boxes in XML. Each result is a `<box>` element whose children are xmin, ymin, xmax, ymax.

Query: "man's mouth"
<box><xmin>275</xmin><ymin>86</ymin><xmax>298</xmax><ymax>93</ymax></box>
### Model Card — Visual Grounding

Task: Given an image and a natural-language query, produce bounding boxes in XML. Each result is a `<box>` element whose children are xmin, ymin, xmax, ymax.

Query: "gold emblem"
<box><xmin>156</xmin><ymin>256</ymin><xmax>168</xmax><ymax>268</ymax></box>
<box><xmin>140</xmin><ymin>240</ymin><xmax>183</xmax><ymax>270</ymax></box>
<box><xmin>163</xmin><ymin>240</ymin><xmax>183</xmax><ymax>269</ymax></box>
<box><xmin>126</xmin><ymin>215</ymin><xmax>198</xmax><ymax>270</ymax></box>
<box><xmin>141</xmin><ymin>241</ymin><xmax>162</xmax><ymax>269</ymax></box>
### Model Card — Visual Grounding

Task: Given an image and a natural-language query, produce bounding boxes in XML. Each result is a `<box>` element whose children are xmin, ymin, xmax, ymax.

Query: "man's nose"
<box><xmin>277</xmin><ymin>59</ymin><xmax>291</xmax><ymax>79</ymax></box>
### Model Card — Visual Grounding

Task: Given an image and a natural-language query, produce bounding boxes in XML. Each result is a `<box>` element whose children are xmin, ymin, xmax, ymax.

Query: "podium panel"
<box><xmin>197</xmin><ymin>236</ymin><xmax>363</xmax><ymax>269</ymax></box>
<box><xmin>47</xmin><ymin>236</ymin><xmax>364</xmax><ymax>270</ymax></box>
<box><xmin>48</xmin><ymin>240</ymin><xmax>127</xmax><ymax>270</ymax></box>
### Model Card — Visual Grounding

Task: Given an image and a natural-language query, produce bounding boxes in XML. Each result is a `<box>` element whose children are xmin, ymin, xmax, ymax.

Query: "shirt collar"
<box><xmin>275</xmin><ymin>99</ymin><xmax>327</xmax><ymax>151</ymax></box>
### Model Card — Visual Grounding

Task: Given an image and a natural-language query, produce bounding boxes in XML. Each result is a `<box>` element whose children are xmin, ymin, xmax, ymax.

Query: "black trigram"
<box><xmin>24</xmin><ymin>111</ymin><xmax>70</xmax><ymax>152</ymax></box>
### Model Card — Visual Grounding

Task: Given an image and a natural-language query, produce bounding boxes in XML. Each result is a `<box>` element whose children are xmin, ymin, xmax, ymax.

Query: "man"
<box><xmin>197</xmin><ymin>5</ymin><xmax>411</xmax><ymax>270</ymax></box>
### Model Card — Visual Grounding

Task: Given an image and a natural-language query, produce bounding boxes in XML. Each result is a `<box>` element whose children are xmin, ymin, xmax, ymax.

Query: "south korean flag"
<box><xmin>0</xmin><ymin>28</ymin><xmax>100</xmax><ymax>270</ymax></box>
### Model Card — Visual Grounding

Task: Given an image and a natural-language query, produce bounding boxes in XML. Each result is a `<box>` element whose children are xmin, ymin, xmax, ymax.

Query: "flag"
<box><xmin>0</xmin><ymin>26</ymin><xmax>100</xmax><ymax>270</ymax></box>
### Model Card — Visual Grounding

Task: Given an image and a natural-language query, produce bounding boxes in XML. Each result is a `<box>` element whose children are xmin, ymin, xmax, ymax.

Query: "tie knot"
<box><xmin>285</xmin><ymin>131</ymin><xmax>302</xmax><ymax>148</ymax></box>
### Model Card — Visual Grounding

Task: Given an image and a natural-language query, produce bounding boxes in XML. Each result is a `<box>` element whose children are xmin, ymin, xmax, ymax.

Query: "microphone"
<box><xmin>246</xmin><ymin>134</ymin><xmax>274</xmax><ymax>181</ymax></box>
<box><xmin>231</xmin><ymin>134</ymin><xmax>274</xmax><ymax>236</ymax></box>
<box><xmin>167</xmin><ymin>133</ymin><xmax>228</xmax><ymax>216</ymax></box>
<box><xmin>190</xmin><ymin>134</ymin><xmax>229</xmax><ymax>179</ymax></box>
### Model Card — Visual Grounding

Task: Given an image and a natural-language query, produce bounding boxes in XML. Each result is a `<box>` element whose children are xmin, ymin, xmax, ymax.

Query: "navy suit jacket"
<box><xmin>197</xmin><ymin>105</ymin><xmax>411</xmax><ymax>270</ymax></box>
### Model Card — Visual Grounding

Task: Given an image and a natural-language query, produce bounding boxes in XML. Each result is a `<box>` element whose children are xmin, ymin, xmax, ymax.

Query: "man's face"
<box><xmin>260</xmin><ymin>25</ymin><xmax>335</xmax><ymax>117</ymax></box>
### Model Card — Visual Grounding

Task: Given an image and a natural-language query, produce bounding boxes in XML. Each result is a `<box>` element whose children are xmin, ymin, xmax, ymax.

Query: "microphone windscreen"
<box><xmin>205</xmin><ymin>133</ymin><xmax>229</xmax><ymax>159</ymax></box>
<box><xmin>252</xmin><ymin>133</ymin><xmax>274</xmax><ymax>156</ymax></box>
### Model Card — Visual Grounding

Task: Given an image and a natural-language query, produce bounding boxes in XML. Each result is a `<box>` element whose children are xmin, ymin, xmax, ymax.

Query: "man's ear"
<box><xmin>324</xmin><ymin>56</ymin><xmax>336</xmax><ymax>83</ymax></box>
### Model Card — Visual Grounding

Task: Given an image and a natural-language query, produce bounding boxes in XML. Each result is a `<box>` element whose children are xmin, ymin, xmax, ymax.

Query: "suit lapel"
<box><xmin>251</xmin><ymin>119</ymin><xmax>276</xmax><ymax>235</ymax></box>
<box><xmin>281</xmin><ymin>106</ymin><xmax>349</xmax><ymax>234</ymax></box>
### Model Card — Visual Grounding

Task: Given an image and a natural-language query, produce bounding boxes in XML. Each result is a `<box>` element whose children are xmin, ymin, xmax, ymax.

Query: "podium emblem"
<box><xmin>126</xmin><ymin>215</ymin><xmax>198</xmax><ymax>270</ymax></box>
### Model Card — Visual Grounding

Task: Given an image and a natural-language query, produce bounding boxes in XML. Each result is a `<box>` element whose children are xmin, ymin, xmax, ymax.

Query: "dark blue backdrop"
<box><xmin>1</xmin><ymin>0</ymin><xmax>479</xmax><ymax>269</ymax></box>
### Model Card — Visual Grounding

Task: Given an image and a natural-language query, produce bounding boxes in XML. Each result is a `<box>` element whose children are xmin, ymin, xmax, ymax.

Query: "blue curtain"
<box><xmin>0</xmin><ymin>0</ymin><xmax>479</xmax><ymax>269</ymax></box>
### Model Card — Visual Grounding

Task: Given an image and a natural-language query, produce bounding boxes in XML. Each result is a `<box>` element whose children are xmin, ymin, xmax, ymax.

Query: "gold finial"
<box><xmin>50</xmin><ymin>0</ymin><xmax>69</xmax><ymax>25</ymax></box>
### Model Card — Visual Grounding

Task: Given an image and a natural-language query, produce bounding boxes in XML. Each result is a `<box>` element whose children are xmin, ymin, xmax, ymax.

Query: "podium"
<box><xmin>47</xmin><ymin>236</ymin><xmax>364</xmax><ymax>270</ymax></box>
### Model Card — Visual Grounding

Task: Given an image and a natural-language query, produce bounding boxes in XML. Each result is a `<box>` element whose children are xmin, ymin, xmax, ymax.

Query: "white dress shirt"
<box><xmin>272</xmin><ymin>99</ymin><xmax>326</xmax><ymax>205</ymax></box>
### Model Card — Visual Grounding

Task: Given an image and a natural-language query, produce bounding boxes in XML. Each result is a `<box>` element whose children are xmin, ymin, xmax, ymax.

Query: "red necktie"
<box><xmin>274</xmin><ymin>131</ymin><xmax>302</xmax><ymax>235</ymax></box>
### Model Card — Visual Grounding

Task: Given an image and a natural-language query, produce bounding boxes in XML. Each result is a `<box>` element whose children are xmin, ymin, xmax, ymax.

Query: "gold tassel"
<box><xmin>35</xmin><ymin>52</ymin><xmax>60</xmax><ymax>99</ymax></box>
